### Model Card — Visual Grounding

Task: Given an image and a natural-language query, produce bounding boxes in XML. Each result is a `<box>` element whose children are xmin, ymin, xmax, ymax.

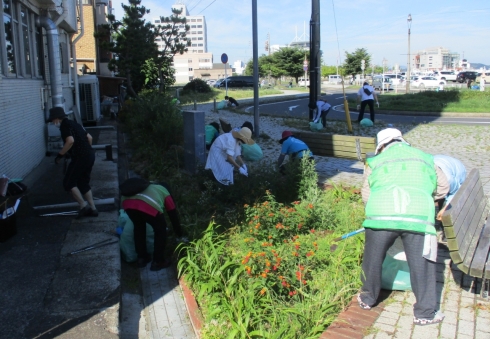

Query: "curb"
<box><xmin>179</xmin><ymin>276</ymin><xmax>203</xmax><ymax>338</ymax></box>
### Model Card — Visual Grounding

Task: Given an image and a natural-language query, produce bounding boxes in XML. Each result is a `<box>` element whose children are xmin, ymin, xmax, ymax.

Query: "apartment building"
<box><xmin>154</xmin><ymin>1</ymin><xmax>212</xmax><ymax>84</ymax></box>
<box><xmin>413</xmin><ymin>47</ymin><xmax>460</xmax><ymax>71</ymax></box>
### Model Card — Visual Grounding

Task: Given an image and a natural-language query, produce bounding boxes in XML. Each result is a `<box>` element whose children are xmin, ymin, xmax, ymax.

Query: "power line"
<box><xmin>196</xmin><ymin>0</ymin><xmax>216</xmax><ymax>15</ymax></box>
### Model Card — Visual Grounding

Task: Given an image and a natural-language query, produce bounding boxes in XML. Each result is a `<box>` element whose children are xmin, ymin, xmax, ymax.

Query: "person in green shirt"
<box><xmin>234</xmin><ymin>122</ymin><xmax>263</xmax><ymax>162</ymax></box>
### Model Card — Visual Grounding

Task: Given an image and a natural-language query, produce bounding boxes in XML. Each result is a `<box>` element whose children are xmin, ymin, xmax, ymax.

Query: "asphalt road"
<box><xmin>244</xmin><ymin>89</ymin><xmax>490</xmax><ymax>126</ymax></box>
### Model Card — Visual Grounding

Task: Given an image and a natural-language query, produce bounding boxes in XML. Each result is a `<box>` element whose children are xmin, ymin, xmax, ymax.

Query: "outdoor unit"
<box><xmin>78</xmin><ymin>75</ymin><xmax>101</xmax><ymax>123</ymax></box>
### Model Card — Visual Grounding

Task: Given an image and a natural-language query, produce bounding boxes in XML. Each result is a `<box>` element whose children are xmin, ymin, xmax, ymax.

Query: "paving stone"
<box><xmin>457</xmin><ymin>319</ymin><xmax>475</xmax><ymax>337</ymax></box>
<box><xmin>442</xmin><ymin>310</ymin><xmax>458</xmax><ymax>325</ymax></box>
<box><xmin>375</xmin><ymin>315</ymin><xmax>398</xmax><ymax>326</ymax></box>
<box><xmin>393</xmin><ymin>330</ymin><xmax>412</xmax><ymax>339</ymax></box>
<box><xmin>395</xmin><ymin>315</ymin><xmax>413</xmax><ymax>330</ymax></box>
<box><xmin>378</xmin><ymin>311</ymin><xmax>399</xmax><ymax>320</ymax></box>
<box><xmin>439</xmin><ymin>322</ymin><xmax>457</xmax><ymax>339</ymax></box>
<box><xmin>458</xmin><ymin>306</ymin><xmax>476</xmax><ymax>321</ymax></box>
<box><xmin>460</xmin><ymin>296</ymin><xmax>475</xmax><ymax>307</ymax></box>
<box><xmin>372</xmin><ymin>322</ymin><xmax>395</xmax><ymax>333</ymax></box>
<box><xmin>411</xmin><ymin>323</ymin><xmax>440</xmax><ymax>338</ymax></box>
<box><xmin>374</xmin><ymin>331</ymin><xmax>395</xmax><ymax>339</ymax></box>
<box><xmin>475</xmin><ymin>314</ymin><xmax>490</xmax><ymax>333</ymax></box>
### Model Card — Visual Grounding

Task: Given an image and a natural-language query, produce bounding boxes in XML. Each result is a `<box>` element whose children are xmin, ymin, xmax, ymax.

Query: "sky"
<box><xmin>113</xmin><ymin>0</ymin><xmax>490</xmax><ymax>70</ymax></box>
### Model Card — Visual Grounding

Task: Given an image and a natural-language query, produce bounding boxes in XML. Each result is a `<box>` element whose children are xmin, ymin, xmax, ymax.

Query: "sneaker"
<box><xmin>137</xmin><ymin>256</ymin><xmax>152</xmax><ymax>268</ymax></box>
<box><xmin>76</xmin><ymin>205</ymin><xmax>91</xmax><ymax>219</ymax></box>
<box><xmin>150</xmin><ymin>258</ymin><xmax>172</xmax><ymax>271</ymax></box>
<box><xmin>414</xmin><ymin>310</ymin><xmax>445</xmax><ymax>326</ymax></box>
<box><xmin>357</xmin><ymin>293</ymin><xmax>371</xmax><ymax>310</ymax></box>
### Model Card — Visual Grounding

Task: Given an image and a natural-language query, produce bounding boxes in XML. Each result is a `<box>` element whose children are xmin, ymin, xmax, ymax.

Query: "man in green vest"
<box><xmin>358</xmin><ymin>128</ymin><xmax>449</xmax><ymax>326</ymax></box>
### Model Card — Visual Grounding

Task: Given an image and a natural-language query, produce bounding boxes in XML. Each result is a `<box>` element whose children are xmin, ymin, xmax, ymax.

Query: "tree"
<box><xmin>321</xmin><ymin>65</ymin><xmax>341</xmax><ymax>78</ymax></box>
<box><xmin>343</xmin><ymin>48</ymin><xmax>371</xmax><ymax>77</ymax></box>
<box><xmin>153</xmin><ymin>8</ymin><xmax>191</xmax><ymax>92</ymax></box>
<box><xmin>271</xmin><ymin>47</ymin><xmax>306</xmax><ymax>82</ymax></box>
<box><xmin>97</xmin><ymin>0</ymin><xmax>158</xmax><ymax>97</ymax></box>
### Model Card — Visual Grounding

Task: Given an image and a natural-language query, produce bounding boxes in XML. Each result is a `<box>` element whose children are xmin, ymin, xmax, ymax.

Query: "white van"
<box><xmin>298</xmin><ymin>78</ymin><xmax>310</xmax><ymax>86</ymax></box>
<box><xmin>328</xmin><ymin>75</ymin><xmax>342</xmax><ymax>84</ymax></box>
<box><xmin>372</xmin><ymin>75</ymin><xmax>392</xmax><ymax>91</ymax></box>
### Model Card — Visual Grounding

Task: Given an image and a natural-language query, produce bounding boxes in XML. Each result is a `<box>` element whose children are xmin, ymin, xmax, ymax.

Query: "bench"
<box><xmin>292</xmin><ymin>131</ymin><xmax>376</xmax><ymax>161</ymax></box>
<box><xmin>441</xmin><ymin>168</ymin><xmax>490</xmax><ymax>298</ymax></box>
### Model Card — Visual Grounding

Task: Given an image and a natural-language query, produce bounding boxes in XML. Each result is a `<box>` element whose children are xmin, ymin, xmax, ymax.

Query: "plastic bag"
<box><xmin>309</xmin><ymin>121</ymin><xmax>323</xmax><ymax>131</ymax></box>
<box><xmin>241</xmin><ymin>143</ymin><xmax>263</xmax><ymax>161</ymax></box>
<box><xmin>360</xmin><ymin>118</ymin><xmax>373</xmax><ymax>127</ymax></box>
<box><xmin>118</xmin><ymin>209</ymin><xmax>155</xmax><ymax>263</ymax></box>
<box><xmin>381</xmin><ymin>237</ymin><xmax>412</xmax><ymax>291</ymax></box>
<box><xmin>217</xmin><ymin>100</ymin><xmax>227</xmax><ymax>110</ymax></box>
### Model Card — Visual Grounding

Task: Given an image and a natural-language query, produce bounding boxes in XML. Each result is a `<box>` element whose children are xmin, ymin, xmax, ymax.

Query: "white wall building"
<box><xmin>0</xmin><ymin>0</ymin><xmax>87</xmax><ymax>179</ymax></box>
<box><xmin>154</xmin><ymin>1</ymin><xmax>210</xmax><ymax>83</ymax></box>
<box><xmin>233</xmin><ymin>60</ymin><xmax>245</xmax><ymax>75</ymax></box>
<box><xmin>413</xmin><ymin>47</ymin><xmax>460</xmax><ymax>71</ymax></box>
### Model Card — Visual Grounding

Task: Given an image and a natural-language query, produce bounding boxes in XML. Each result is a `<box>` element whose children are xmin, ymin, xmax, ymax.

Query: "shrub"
<box><xmin>182</xmin><ymin>78</ymin><xmax>212</xmax><ymax>93</ymax></box>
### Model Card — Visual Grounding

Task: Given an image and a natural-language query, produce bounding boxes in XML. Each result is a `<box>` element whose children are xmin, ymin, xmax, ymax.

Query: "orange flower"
<box><xmin>255</xmin><ymin>223</ymin><xmax>260</xmax><ymax>229</ymax></box>
<box><xmin>260</xmin><ymin>288</ymin><xmax>266</xmax><ymax>295</ymax></box>
<box><xmin>268</xmin><ymin>235</ymin><xmax>272</xmax><ymax>239</ymax></box>
<box><xmin>254</xmin><ymin>215</ymin><xmax>259</xmax><ymax>220</ymax></box>
<box><xmin>293</xmin><ymin>201</ymin><xmax>300</xmax><ymax>205</ymax></box>
<box><xmin>308</xmin><ymin>204</ymin><xmax>313</xmax><ymax>209</ymax></box>
<box><xmin>268</xmin><ymin>213</ymin><xmax>274</xmax><ymax>217</ymax></box>
<box><xmin>263</xmin><ymin>201</ymin><xmax>269</xmax><ymax>206</ymax></box>
<box><xmin>244</xmin><ymin>204</ymin><xmax>249</xmax><ymax>208</ymax></box>
<box><xmin>292</xmin><ymin>251</ymin><xmax>299</xmax><ymax>257</ymax></box>
<box><xmin>261</xmin><ymin>272</ymin><xmax>267</xmax><ymax>278</ymax></box>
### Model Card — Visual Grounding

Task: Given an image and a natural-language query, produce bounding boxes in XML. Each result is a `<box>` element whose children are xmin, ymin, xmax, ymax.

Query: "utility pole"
<box><xmin>252</xmin><ymin>0</ymin><xmax>259</xmax><ymax>137</ymax></box>
<box><xmin>308</xmin><ymin>0</ymin><xmax>320</xmax><ymax>121</ymax></box>
<box><xmin>406</xmin><ymin>14</ymin><xmax>412</xmax><ymax>94</ymax></box>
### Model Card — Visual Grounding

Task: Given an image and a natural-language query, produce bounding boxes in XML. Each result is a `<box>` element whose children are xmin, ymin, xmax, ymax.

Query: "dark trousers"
<box><xmin>125</xmin><ymin>209</ymin><xmax>167</xmax><ymax>262</ymax></box>
<box><xmin>63</xmin><ymin>151</ymin><xmax>95</xmax><ymax>194</ymax></box>
<box><xmin>358</xmin><ymin>99</ymin><xmax>375</xmax><ymax>123</ymax></box>
<box><xmin>320</xmin><ymin>108</ymin><xmax>330</xmax><ymax>126</ymax></box>
<box><xmin>360</xmin><ymin>228</ymin><xmax>437</xmax><ymax>319</ymax></box>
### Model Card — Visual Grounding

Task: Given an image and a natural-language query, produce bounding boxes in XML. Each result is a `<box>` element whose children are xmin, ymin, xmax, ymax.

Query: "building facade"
<box><xmin>154</xmin><ymin>1</ymin><xmax>209</xmax><ymax>83</ymax></box>
<box><xmin>0</xmin><ymin>0</ymin><xmax>95</xmax><ymax>179</ymax></box>
<box><xmin>412</xmin><ymin>47</ymin><xmax>460</xmax><ymax>71</ymax></box>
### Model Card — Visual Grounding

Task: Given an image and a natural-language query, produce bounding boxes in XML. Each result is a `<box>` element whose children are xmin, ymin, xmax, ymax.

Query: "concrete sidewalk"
<box><xmin>0</xmin><ymin>121</ymin><xmax>120</xmax><ymax>338</ymax></box>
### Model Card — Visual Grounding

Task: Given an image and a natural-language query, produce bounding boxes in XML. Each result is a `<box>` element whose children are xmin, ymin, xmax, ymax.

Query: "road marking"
<box><xmin>431</xmin><ymin>120</ymin><xmax>490</xmax><ymax>124</ymax></box>
<box><xmin>289</xmin><ymin>105</ymin><xmax>299</xmax><ymax>111</ymax></box>
<box><xmin>335</xmin><ymin>96</ymin><xmax>344</xmax><ymax>99</ymax></box>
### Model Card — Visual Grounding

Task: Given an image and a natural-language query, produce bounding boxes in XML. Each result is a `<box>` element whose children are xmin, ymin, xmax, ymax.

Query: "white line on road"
<box><xmin>431</xmin><ymin>120</ymin><xmax>490</xmax><ymax>124</ymax></box>
<box><xmin>335</xmin><ymin>96</ymin><xmax>344</xmax><ymax>99</ymax></box>
<box><xmin>289</xmin><ymin>105</ymin><xmax>299</xmax><ymax>111</ymax></box>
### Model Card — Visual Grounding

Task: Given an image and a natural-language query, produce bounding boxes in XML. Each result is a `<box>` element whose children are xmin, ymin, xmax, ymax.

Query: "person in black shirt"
<box><xmin>48</xmin><ymin>107</ymin><xmax>98</xmax><ymax>218</ymax></box>
<box><xmin>225</xmin><ymin>96</ymin><xmax>239</xmax><ymax>107</ymax></box>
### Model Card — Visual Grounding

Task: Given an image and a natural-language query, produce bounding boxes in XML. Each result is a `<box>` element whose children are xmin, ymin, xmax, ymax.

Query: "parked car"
<box><xmin>410</xmin><ymin>76</ymin><xmax>446</xmax><ymax>89</ymax></box>
<box><xmin>384</xmin><ymin>74</ymin><xmax>404</xmax><ymax>85</ymax></box>
<box><xmin>298</xmin><ymin>78</ymin><xmax>310</xmax><ymax>86</ymax></box>
<box><xmin>206</xmin><ymin>79</ymin><xmax>217</xmax><ymax>86</ymax></box>
<box><xmin>328</xmin><ymin>75</ymin><xmax>342</xmax><ymax>84</ymax></box>
<box><xmin>433</xmin><ymin>71</ymin><xmax>457</xmax><ymax>82</ymax></box>
<box><xmin>456</xmin><ymin>71</ymin><xmax>478</xmax><ymax>83</ymax></box>
<box><xmin>476</xmin><ymin>72</ymin><xmax>490</xmax><ymax>84</ymax></box>
<box><xmin>218</xmin><ymin>76</ymin><xmax>255</xmax><ymax>88</ymax></box>
<box><xmin>372</xmin><ymin>76</ymin><xmax>392</xmax><ymax>91</ymax></box>
<box><xmin>213</xmin><ymin>78</ymin><xmax>226</xmax><ymax>88</ymax></box>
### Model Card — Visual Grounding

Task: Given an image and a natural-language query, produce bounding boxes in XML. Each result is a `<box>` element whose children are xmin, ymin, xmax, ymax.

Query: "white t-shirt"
<box><xmin>357</xmin><ymin>85</ymin><xmax>375</xmax><ymax>101</ymax></box>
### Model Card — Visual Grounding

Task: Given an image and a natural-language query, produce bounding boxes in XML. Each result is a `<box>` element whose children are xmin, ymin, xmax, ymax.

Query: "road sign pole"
<box><xmin>225</xmin><ymin>63</ymin><xmax>228</xmax><ymax>96</ymax></box>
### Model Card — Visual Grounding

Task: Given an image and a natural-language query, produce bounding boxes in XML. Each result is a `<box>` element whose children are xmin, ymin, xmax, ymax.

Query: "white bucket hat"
<box><xmin>375</xmin><ymin>128</ymin><xmax>410</xmax><ymax>155</ymax></box>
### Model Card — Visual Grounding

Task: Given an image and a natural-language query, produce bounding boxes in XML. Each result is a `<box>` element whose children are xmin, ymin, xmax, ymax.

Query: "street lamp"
<box><xmin>406</xmin><ymin>14</ymin><xmax>412</xmax><ymax>93</ymax></box>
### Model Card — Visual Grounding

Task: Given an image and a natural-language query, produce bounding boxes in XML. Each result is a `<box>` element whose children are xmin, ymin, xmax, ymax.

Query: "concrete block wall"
<box><xmin>0</xmin><ymin>79</ymin><xmax>46</xmax><ymax>179</ymax></box>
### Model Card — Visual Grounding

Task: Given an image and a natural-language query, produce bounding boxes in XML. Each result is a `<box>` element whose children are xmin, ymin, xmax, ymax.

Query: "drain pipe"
<box><xmin>36</xmin><ymin>16</ymin><xmax>63</xmax><ymax>109</ymax></box>
<box><xmin>71</xmin><ymin>0</ymin><xmax>84</xmax><ymax>124</ymax></box>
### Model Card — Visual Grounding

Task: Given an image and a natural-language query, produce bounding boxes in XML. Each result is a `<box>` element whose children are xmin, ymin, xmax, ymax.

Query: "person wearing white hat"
<box><xmin>205</xmin><ymin>127</ymin><xmax>254</xmax><ymax>185</ymax></box>
<box><xmin>358</xmin><ymin>128</ymin><xmax>449</xmax><ymax>326</ymax></box>
<box><xmin>356</xmin><ymin>80</ymin><xmax>378</xmax><ymax>123</ymax></box>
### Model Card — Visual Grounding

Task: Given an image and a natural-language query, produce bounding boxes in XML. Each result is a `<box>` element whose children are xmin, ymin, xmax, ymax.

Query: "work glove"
<box><xmin>376</xmin><ymin>102</ymin><xmax>380</xmax><ymax>108</ymax></box>
<box><xmin>356</xmin><ymin>104</ymin><xmax>360</xmax><ymax>110</ymax></box>
<box><xmin>239</xmin><ymin>167</ymin><xmax>248</xmax><ymax>177</ymax></box>
<box><xmin>55</xmin><ymin>153</ymin><xmax>64</xmax><ymax>165</ymax></box>
<box><xmin>241</xmin><ymin>164</ymin><xmax>248</xmax><ymax>172</ymax></box>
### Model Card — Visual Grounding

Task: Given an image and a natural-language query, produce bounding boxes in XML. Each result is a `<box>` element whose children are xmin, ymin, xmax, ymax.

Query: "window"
<box><xmin>191</xmin><ymin>31</ymin><xmax>196</xmax><ymax>34</ymax></box>
<box><xmin>192</xmin><ymin>44</ymin><xmax>197</xmax><ymax>47</ymax></box>
<box><xmin>191</xmin><ymin>37</ymin><xmax>196</xmax><ymax>40</ymax></box>
<box><xmin>191</xmin><ymin>25</ymin><xmax>196</xmax><ymax>28</ymax></box>
<box><xmin>191</xmin><ymin>19</ymin><xmax>196</xmax><ymax>22</ymax></box>
<box><xmin>188</xmin><ymin>59</ymin><xmax>192</xmax><ymax>63</ymax></box>
<box><xmin>82</xmin><ymin>0</ymin><xmax>92</xmax><ymax>4</ymax></box>
<box><xmin>188</xmin><ymin>67</ymin><xmax>192</xmax><ymax>71</ymax></box>
<box><xmin>197</xmin><ymin>19</ymin><xmax>202</xmax><ymax>22</ymax></box>
<box><xmin>1</xmin><ymin>0</ymin><xmax>39</xmax><ymax>77</ymax></box>
<box><xmin>3</xmin><ymin>0</ymin><xmax>17</xmax><ymax>74</ymax></box>
<box><xmin>198</xmin><ymin>43</ymin><xmax>203</xmax><ymax>47</ymax></box>
<box><xmin>197</xmin><ymin>31</ymin><xmax>202</xmax><ymax>34</ymax></box>
<box><xmin>197</xmin><ymin>25</ymin><xmax>202</xmax><ymax>28</ymax></box>
<box><xmin>154</xmin><ymin>20</ymin><xmax>160</xmax><ymax>23</ymax></box>
<box><xmin>198</xmin><ymin>37</ymin><xmax>203</xmax><ymax>40</ymax></box>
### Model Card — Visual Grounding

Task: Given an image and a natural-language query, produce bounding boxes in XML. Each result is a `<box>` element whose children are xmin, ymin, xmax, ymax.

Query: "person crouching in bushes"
<box><xmin>205</xmin><ymin>122</ymin><xmax>220</xmax><ymax>150</ymax></box>
<box><xmin>121</xmin><ymin>179</ymin><xmax>184</xmax><ymax>271</ymax></box>
<box><xmin>277</xmin><ymin>130</ymin><xmax>313</xmax><ymax>174</ymax></box>
<box><xmin>235</xmin><ymin>121</ymin><xmax>263</xmax><ymax>162</ymax></box>
<box><xmin>205</xmin><ymin>127</ymin><xmax>254</xmax><ymax>185</ymax></box>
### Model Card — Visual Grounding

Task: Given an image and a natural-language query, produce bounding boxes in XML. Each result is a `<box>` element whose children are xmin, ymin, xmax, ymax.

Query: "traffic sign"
<box><xmin>303</xmin><ymin>66</ymin><xmax>308</xmax><ymax>71</ymax></box>
<box><xmin>221</xmin><ymin>53</ymin><xmax>228</xmax><ymax>64</ymax></box>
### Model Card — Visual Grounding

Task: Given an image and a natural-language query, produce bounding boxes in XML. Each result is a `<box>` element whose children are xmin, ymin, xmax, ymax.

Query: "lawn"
<box><xmin>348</xmin><ymin>88</ymin><xmax>490</xmax><ymax>113</ymax></box>
<box><xmin>178</xmin><ymin>87</ymin><xmax>283</xmax><ymax>104</ymax></box>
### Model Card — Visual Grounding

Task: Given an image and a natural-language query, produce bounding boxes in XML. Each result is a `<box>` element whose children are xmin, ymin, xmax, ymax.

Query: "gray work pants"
<box><xmin>360</xmin><ymin>228</ymin><xmax>437</xmax><ymax>319</ymax></box>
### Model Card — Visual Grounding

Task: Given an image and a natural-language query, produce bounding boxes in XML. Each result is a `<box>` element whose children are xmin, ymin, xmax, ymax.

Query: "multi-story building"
<box><xmin>412</xmin><ymin>47</ymin><xmax>460</xmax><ymax>71</ymax></box>
<box><xmin>76</xmin><ymin>0</ymin><xmax>112</xmax><ymax>76</ymax></box>
<box><xmin>154</xmin><ymin>1</ymin><xmax>212</xmax><ymax>83</ymax></box>
<box><xmin>0</xmin><ymin>0</ymin><xmax>84</xmax><ymax>179</ymax></box>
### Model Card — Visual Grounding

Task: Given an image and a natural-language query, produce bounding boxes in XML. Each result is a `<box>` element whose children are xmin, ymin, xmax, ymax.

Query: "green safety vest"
<box><xmin>121</xmin><ymin>184</ymin><xmax>170</xmax><ymax>214</ymax></box>
<box><xmin>363</xmin><ymin>143</ymin><xmax>437</xmax><ymax>235</ymax></box>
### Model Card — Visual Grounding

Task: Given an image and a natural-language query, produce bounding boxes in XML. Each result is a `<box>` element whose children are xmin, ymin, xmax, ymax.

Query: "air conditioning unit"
<box><xmin>79</xmin><ymin>75</ymin><xmax>101</xmax><ymax>123</ymax></box>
